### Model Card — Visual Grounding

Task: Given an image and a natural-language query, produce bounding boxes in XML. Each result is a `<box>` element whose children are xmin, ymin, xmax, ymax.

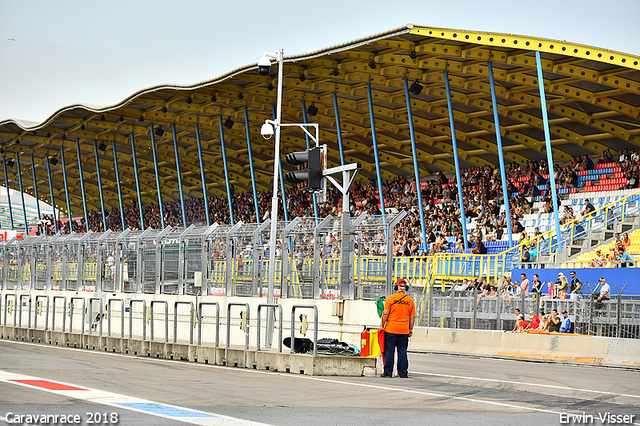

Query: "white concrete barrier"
<box><xmin>409</xmin><ymin>326</ymin><xmax>640</xmax><ymax>369</ymax></box>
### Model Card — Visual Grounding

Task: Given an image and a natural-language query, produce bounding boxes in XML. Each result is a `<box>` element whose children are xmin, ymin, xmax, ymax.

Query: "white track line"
<box><xmin>1</xmin><ymin>339</ymin><xmax>638</xmax><ymax>422</ymax></box>
<box><xmin>0</xmin><ymin>369</ymin><xmax>270</xmax><ymax>426</ymax></box>
<box><xmin>410</xmin><ymin>371</ymin><xmax>640</xmax><ymax>400</ymax></box>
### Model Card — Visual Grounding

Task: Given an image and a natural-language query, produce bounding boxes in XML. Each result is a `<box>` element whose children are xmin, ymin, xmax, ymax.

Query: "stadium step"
<box><xmin>569</xmin><ymin>245</ymin><xmax>584</xmax><ymax>257</ymax></box>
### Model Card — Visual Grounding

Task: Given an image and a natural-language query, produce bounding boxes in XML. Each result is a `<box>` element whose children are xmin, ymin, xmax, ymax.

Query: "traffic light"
<box><xmin>285</xmin><ymin>146</ymin><xmax>323</xmax><ymax>192</ymax></box>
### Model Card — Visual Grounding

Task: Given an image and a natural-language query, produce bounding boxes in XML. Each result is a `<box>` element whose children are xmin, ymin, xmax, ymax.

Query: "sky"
<box><xmin>0</xmin><ymin>0</ymin><xmax>639</xmax><ymax>124</ymax></box>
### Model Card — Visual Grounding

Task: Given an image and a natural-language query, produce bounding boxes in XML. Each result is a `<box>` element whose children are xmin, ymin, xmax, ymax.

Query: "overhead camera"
<box><xmin>261</xmin><ymin>122</ymin><xmax>274</xmax><ymax>140</ymax></box>
<box><xmin>257</xmin><ymin>55</ymin><xmax>272</xmax><ymax>76</ymax></box>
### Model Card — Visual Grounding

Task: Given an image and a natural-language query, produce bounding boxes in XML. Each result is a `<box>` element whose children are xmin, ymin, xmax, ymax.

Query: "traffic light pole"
<box><xmin>324</xmin><ymin>162</ymin><xmax>361</xmax><ymax>299</ymax></box>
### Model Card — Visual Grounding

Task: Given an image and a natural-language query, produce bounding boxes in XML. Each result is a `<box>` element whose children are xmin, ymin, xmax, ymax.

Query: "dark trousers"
<box><xmin>384</xmin><ymin>332</ymin><xmax>409</xmax><ymax>377</ymax></box>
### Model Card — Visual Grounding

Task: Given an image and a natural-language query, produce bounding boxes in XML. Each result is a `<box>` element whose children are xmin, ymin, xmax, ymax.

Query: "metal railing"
<box><xmin>415</xmin><ymin>285</ymin><xmax>640</xmax><ymax>339</ymax></box>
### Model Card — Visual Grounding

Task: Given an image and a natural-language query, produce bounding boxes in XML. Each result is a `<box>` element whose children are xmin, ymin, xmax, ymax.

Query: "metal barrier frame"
<box><xmin>17</xmin><ymin>294</ymin><xmax>31</xmax><ymax>328</ymax></box>
<box><xmin>197</xmin><ymin>301</ymin><xmax>220</xmax><ymax>347</ymax></box>
<box><xmin>129</xmin><ymin>299</ymin><xmax>147</xmax><ymax>340</ymax></box>
<box><xmin>3</xmin><ymin>293</ymin><xmax>16</xmax><ymax>326</ymax></box>
<box><xmin>51</xmin><ymin>295</ymin><xmax>67</xmax><ymax>332</ymax></box>
<box><xmin>69</xmin><ymin>296</ymin><xmax>86</xmax><ymax>335</ymax></box>
<box><xmin>87</xmin><ymin>297</ymin><xmax>104</xmax><ymax>336</ymax></box>
<box><xmin>256</xmin><ymin>303</ymin><xmax>283</xmax><ymax>352</ymax></box>
<box><xmin>150</xmin><ymin>300</ymin><xmax>169</xmax><ymax>343</ymax></box>
<box><xmin>173</xmin><ymin>301</ymin><xmax>194</xmax><ymax>344</ymax></box>
<box><xmin>290</xmin><ymin>305</ymin><xmax>318</xmax><ymax>356</ymax></box>
<box><xmin>107</xmin><ymin>298</ymin><xmax>125</xmax><ymax>337</ymax></box>
<box><xmin>34</xmin><ymin>295</ymin><xmax>49</xmax><ymax>331</ymax></box>
<box><xmin>226</xmin><ymin>302</ymin><xmax>250</xmax><ymax>350</ymax></box>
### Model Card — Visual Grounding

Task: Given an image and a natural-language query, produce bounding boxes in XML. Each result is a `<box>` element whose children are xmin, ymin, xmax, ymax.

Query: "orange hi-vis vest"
<box><xmin>384</xmin><ymin>292</ymin><xmax>416</xmax><ymax>335</ymax></box>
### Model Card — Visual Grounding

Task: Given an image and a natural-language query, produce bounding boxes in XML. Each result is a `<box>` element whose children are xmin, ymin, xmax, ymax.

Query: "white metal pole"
<box><xmin>267</xmin><ymin>48</ymin><xmax>284</xmax><ymax>306</ymax></box>
<box><xmin>265</xmin><ymin>49</ymin><xmax>284</xmax><ymax>348</ymax></box>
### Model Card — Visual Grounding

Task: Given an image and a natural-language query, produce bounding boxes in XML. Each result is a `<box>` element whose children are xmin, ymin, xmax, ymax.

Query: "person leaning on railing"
<box><xmin>617</xmin><ymin>247</ymin><xmax>634</xmax><ymax>267</ymax></box>
<box><xmin>569</xmin><ymin>271</ymin><xmax>582</xmax><ymax>296</ymax></box>
<box><xmin>555</xmin><ymin>273</ymin><xmax>569</xmax><ymax>299</ymax></box>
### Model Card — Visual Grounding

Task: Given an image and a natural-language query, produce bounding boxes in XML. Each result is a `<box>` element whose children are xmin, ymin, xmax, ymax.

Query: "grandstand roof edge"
<box><xmin>0</xmin><ymin>25</ymin><xmax>415</xmax><ymax>132</ymax></box>
<box><xmin>410</xmin><ymin>26</ymin><xmax>640</xmax><ymax>69</ymax></box>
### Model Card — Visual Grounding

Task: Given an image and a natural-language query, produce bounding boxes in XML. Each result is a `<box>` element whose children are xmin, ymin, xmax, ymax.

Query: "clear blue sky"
<box><xmin>1</xmin><ymin>0</ymin><xmax>638</xmax><ymax>124</ymax></box>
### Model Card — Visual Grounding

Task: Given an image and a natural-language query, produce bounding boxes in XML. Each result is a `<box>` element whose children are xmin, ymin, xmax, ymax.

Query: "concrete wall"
<box><xmin>4</xmin><ymin>290</ymin><xmax>638</xmax><ymax>370</ymax></box>
<box><xmin>409</xmin><ymin>327</ymin><xmax>640</xmax><ymax>369</ymax></box>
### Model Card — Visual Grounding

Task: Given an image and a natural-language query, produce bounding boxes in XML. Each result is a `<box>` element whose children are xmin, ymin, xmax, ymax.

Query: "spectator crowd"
<box><xmin>41</xmin><ymin>148</ymin><xmax>639</xmax><ymax>255</ymax></box>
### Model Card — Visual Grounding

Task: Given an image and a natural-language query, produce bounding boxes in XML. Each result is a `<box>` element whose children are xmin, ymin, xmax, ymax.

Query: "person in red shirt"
<box><xmin>515</xmin><ymin>314</ymin><xmax>529</xmax><ymax>332</ymax></box>
<box><xmin>380</xmin><ymin>278</ymin><xmax>416</xmax><ymax>378</ymax></box>
<box><xmin>527</xmin><ymin>311</ymin><xmax>540</xmax><ymax>330</ymax></box>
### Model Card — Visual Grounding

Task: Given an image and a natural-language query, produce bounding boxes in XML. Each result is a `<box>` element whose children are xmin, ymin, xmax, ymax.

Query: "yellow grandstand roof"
<box><xmin>0</xmin><ymin>24</ymin><xmax>639</xmax><ymax>212</ymax></box>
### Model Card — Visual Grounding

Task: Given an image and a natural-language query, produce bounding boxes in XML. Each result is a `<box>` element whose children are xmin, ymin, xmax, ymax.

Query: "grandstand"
<box><xmin>0</xmin><ymin>25</ymin><xmax>639</xmax><ymax>338</ymax></box>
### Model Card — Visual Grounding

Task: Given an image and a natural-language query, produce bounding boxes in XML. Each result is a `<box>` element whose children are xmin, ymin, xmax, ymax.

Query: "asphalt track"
<box><xmin>0</xmin><ymin>339</ymin><xmax>638</xmax><ymax>426</ymax></box>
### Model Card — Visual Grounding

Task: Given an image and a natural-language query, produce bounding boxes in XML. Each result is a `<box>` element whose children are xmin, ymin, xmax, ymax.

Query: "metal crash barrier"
<box><xmin>108</xmin><ymin>298</ymin><xmax>125</xmax><ymax>338</ymax></box>
<box><xmin>256</xmin><ymin>303</ymin><xmax>283</xmax><ymax>352</ymax></box>
<box><xmin>198</xmin><ymin>302</ymin><xmax>220</xmax><ymax>347</ymax></box>
<box><xmin>226</xmin><ymin>303</ymin><xmax>250</xmax><ymax>350</ymax></box>
<box><xmin>51</xmin><ymin>295</ymin><xmax>67</xmax><ymax>333</ymax></box>
<box><xmin>129</xmin><ymin>299</ymin><xmax>147</xmax><ymax>340</ymax></box>
<box><xmin>150</xmin><ymin>300</ymin><xmax>169</xmax><ymax>343</ymax></box>
<box><xmin>173</xmin><ymin>301</ymin><xmax>194</xmax><ymax>344</ymax></box>
<box><xmin>34</xmin><ymin>295</ymin><xmax>49</xmax><ymax>330</ymax></box>
<box><xmin>3</xmin><ymin>293</ymin><xmax>16</xmax><ymax>326</ymax></box>
<box><xmin>87</xmin><ymin>297</ymin><xmax>104</xmax><ymax>336</ymax></box>
<box><xmin>17</xmin><ymin>294</ymin><xmax>30</xmax><ymax>328</ymax></box>
<box><xmin>69</xmin><ymin>296</ymin><xmax>86</xmax><ymax>335</ymax></box>
<box><xmin>290</xmin><ymin>305</ymin><xmax>318</xmax><ymax>357</ymax></box>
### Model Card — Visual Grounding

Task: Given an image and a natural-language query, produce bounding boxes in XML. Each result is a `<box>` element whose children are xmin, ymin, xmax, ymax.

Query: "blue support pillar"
<box><xmin>30</xmin><ymin>154</ymin><xmax>42</xmax><ymax>225</ymax></box>
<box><xmin>535</xmin><ymin>51</ymin><xmax>562</xmax><ymax>250</ymax></box>
<box><xmin>195</xmin><ymin>123</ymin><xmax>211</xmax><ymax>226</ymax></box>
<box><xmin>243</xmin><ymin>107</ymin><xmax>261</xmax><ymax>223</ymax></box>
<box><xmin>444</xmin><ymin>71</ymin><xmax>468</xmax><ymax>250</ymax></box>
<box><xmin>271</xmin><ymin>105</ymin><xmax>289</xmax><ymax>222</ymax></box>
<box><xmin>46</xmin><ymin>156</ymin><xmax>58</xmax><ymax>234</ymax></box>
<box><xmin>366</xmin><ymin>83</ymin><xmax>387</xmax><ymax>219</ymax></box>
<box><xmin>93</xmin><ymin>140</ymin><xmax>107</xmax><ymax>232</ymax></box>
<box><xmin>278</xmin><ymin>158</ymin><xmax>289</xmax><ymax>222</ymax></box>
<box><xmin>217</xmin><ymin>116</ymin><xmax>235</xmax><ymax>225</ymax></box>
<box><xmin>172</xmin><ymin>124</ymin><xmax>187</xmax><ymax>228</ymax></box>
<box><xmin>149</xmin><ymin>124</ymin><xmax>165</xmax><ymax>229</ymax></box>
<box><xmin>300</xmin><ymin>100</ymin><xmax>319</xmax><ymax>220</ymax></box>
<box><xmin>487</xmin><ymin>62</ymin><xmax>514</xmax><ymax>248</ymax></box>
<box><xmin>3</xmin><ymin>157</ymin><xmax>14</xmax><ymax>229</ymax></box>
<box><xmin>130</xmin><ymin>133</ymin><xmax>145</xmax><ymax>230</ymax></box>
<box><xmin>60</xmin><ymin>147</ymin><xmax>73</xmax><ymax>233</ymax></box>
<box><xmin>15</xmin><ymin>153</ymin><xmax>28</xmax><ymax>234</ymax></box>
<box><xmin>112</xmin><ymin>141</ymin><xmax>126</xmax><ymax>231</ymax></box>
<box><xmin>75</xmin><ymin>139</ymin><xmax>89</xmax><ymax>232</ymax></box>
<box><xmin>332</xmin><ymin>93</ymin><xmax>346</xmax><ymax>166</ymax></box>
<box><xmin>403</xmin><ymin>78</ymin><xmax>428</xmax><ymax>252</ymax></box>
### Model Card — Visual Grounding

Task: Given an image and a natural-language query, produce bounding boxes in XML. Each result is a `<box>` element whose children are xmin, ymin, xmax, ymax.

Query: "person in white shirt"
<box><xmin>597</xmin><ymin>277</ymin><xmax>611</xmax><ymax>301</ymax></box>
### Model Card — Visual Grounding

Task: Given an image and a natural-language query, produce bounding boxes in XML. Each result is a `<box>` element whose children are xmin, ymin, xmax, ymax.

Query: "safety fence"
<box><xmin>0</xmin><ymin>293</ymin><xmax>325</xmax><ymax>355</ymax></box>
<box><xmin>415</xmin><ymin>285</ymin><xmax>640</xmax><ymax>339</ymax></box>
<box><xmin>0</xmin><ymin>214</ymin><xmax>403</xmax><ymax>300</ymax></box>
<box><xmin>2</xmin><ymin>191</ymin><xmax>639</xmax><ymax>301</ymax></box>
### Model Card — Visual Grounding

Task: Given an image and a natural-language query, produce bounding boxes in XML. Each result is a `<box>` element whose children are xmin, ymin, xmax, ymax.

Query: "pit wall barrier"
<box><xmin>409</xmin><ymin>327</ymin><xmax>640</xmax><ymax>369</ymax></box>
<box><xmin>0</xmin><ymin>290</ymin><xmax>379</xmax><ymax>376</ymax></box>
